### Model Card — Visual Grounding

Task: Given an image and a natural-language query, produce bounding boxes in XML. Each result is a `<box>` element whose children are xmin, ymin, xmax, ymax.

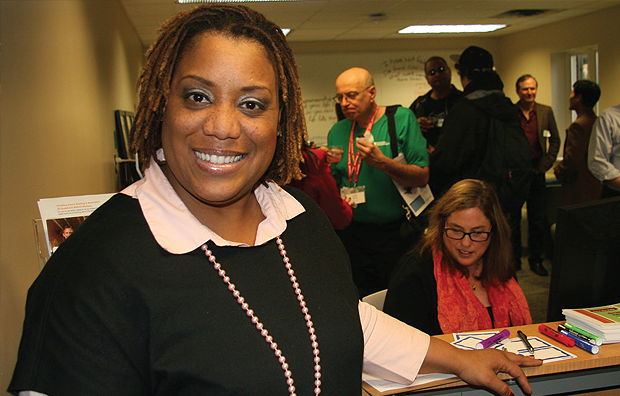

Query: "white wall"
<box><xmin>290</xmin><ymin>5</ymin><xmax>620</xmax><ymax>148</ymax></box>
<box><xmin>0</xmin><ymin>0</ymin><xmax>143</xmax><ymax>392</ymax></box>
<box><xmin>499</xmin><ymin>5</ymin><xmax>620</xmax><ymax>135</ymax></box>
<box><xmin>290</xmin><ymin>37</ymin><xmax>500</xmax><ymax>146</ymax></box>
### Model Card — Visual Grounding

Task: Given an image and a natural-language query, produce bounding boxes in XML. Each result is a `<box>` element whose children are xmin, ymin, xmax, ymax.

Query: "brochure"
<box><xmin>37</xmin><ymin>193</ymin><xmax>115</xmax><ymax>257</ymax></box>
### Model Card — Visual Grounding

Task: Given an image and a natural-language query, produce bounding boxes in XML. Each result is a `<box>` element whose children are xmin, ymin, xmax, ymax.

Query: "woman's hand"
<box><xmin>421</xmin><ymin>338</ymin><xmax>542</xmax><ymax>396</ymax></box>
<box><xmin>454</xmin><ymin>348</ymin><xmax>542</xmax><ymax>396</ymax></box>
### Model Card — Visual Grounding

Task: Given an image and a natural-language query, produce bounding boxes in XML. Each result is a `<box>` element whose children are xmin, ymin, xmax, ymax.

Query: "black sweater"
<box><xmin>10</xmin><ymin>189</ymin><xmax>364</xmax><ymax>396</ymax></box>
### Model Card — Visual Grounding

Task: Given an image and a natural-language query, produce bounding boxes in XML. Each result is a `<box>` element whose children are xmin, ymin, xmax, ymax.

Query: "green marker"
<box><xmin>563</xmin><ymin>322</ymin><xmax>604</xmax><ymax>346</ymax></box>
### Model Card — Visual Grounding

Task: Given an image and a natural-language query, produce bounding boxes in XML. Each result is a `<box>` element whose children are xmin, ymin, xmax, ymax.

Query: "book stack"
<box><xmin>563</xmin><ymin>303</ymin><xmax>620</xmax><ymax>344</ymax></box>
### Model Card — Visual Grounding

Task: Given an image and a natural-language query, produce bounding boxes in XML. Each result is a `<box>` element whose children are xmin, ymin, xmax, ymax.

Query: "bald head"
<box><xmin>334</xmin><ymin>67</ymin><xmax>377</xmax><ymax>122</ymax></box>
<box><xmin>336</xmin><ymin>67</ymin><xmax>374</xmax><ymax>89</ymax></box>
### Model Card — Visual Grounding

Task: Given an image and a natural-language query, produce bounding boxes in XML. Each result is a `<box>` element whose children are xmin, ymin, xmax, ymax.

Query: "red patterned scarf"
<box><xmin>433</xmin><ymin>251</ymin><xmax>532</xmax><ymax>334</ymax></box>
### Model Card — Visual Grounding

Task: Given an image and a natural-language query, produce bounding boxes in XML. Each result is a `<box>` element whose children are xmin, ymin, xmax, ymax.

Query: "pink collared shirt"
<box><xmin>19</xmin><ymin>159</ymin><xmax>430</xmax><ymax>396</ymax></box>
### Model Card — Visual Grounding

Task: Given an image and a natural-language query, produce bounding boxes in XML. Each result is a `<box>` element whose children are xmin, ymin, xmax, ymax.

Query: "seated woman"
<box><xmin>384</xmin><ymin>179</ymin><xmax>532</xmax><ymax>335</ymax></box>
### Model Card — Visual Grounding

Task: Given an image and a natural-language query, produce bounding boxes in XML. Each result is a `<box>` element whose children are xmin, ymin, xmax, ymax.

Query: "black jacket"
<box><xmin>429</xmin><ymin>74</ymin><xmax>520</xmax><ymax>199</ymax></box>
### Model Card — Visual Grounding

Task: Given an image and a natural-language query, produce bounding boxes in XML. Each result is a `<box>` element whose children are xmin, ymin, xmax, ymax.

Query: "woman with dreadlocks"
<box><xmin>10</xmin><ymin>5</ymin><xmax>540</xmax><ymax>396</ymax></box>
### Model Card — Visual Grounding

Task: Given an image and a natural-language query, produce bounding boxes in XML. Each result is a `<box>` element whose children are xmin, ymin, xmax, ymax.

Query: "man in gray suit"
<box><xmin>515</xmin><ymin>74</ymin><xmax>560</xmax><ymax>276</ymax></box>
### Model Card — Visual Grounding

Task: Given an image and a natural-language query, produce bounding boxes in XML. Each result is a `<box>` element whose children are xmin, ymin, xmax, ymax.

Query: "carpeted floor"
<box><xmin>517</xmin><ymin>257</ymin><xmax>552</xmax><ymax>323</ymax></box>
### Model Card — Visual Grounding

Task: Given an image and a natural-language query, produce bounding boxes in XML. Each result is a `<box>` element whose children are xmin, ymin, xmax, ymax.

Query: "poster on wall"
<box><xmin>37</xmin><ymin>193</ymin><xmax>115</xmax><ymax>258</ymax></box>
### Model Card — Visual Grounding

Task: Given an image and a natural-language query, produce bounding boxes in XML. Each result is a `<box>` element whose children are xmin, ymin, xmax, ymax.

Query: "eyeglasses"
<box><xmin>444</xmin><ymin>227</ymin><xmax>491</xmax><ymax>242</ymax></box>
<box><xmin>427</xmin><ymin>66</ymin><xmax>446</xmax><ymax>76</ymax></box>
<box><xmin>333</xmin><ymin>86</ymin><xmax>372</xmax><ymax>104</ymax></box>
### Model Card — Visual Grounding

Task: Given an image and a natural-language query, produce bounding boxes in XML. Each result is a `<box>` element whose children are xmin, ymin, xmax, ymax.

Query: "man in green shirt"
<box><xmin>328</xmin><ymin>67</ymin><xmax>429</xmax><ymax>297</ymax></box>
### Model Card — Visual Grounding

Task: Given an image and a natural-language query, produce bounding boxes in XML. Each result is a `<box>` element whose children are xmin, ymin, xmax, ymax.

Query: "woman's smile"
<box><xmin>193</xmin><ymin>150</ymin><xmax>244</xmax><ymax>165</ymax></box>
<box><xmin>443</xmin><ymin>207</ymin><xmax>492</xmax><ymax>268</ymax></box>
<box><xmin>159</xmin><ymin>32</ymin><xmax>279</xmax><ymax>213</ymax></box>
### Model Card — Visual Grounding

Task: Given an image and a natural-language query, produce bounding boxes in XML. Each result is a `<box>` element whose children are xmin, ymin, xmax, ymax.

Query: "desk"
<box><xmin>362</xmin><ymin>322</ymin><xmax>620</xmax><ymax>396</ymax></box>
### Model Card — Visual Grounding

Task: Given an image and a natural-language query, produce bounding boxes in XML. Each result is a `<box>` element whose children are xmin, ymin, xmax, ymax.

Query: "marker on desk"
<box><xmin>538</xmin><ymin>324</ymin><xmax>575</xmax><ymax>347</ymax></box>
<box><xmin>558</xmin><ymin>324</ymin><xmax>602</xmax><ymax>346</ymax></box>
<box><xmin>475</xmin><ymin>329</ymin><xmax>510</xmax><ymax>349</ymax></box>
<box><xmin>563</xmin><ymin>322</ymin><xmax>604</xmax><ymax>346</ymax></box>
<box><xmin>517</xmin><ymin>330</ymin><xmax>535</xmax><ymax>356</ymax></box>
<box><xmin>559</xmin><ymin>329</ymin><xmax>600</xmax><ymax>354</ymax></box>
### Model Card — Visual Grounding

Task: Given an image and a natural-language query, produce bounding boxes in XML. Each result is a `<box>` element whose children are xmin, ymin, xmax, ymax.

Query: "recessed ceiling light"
<box><xmin>282</xmin><ymin>28</ymin><xmax>291</xmax><ymax>36</ymax></box>
<box><xmin>498</xmin><ymin>9</ymin><xmax>549</xmax><ymax>17</ymax></box>
<box><xmin>399</xmin><ymin>24</ymin><xmax>507</xmax><ymax>34</ymax></box>
<box><xmin>177</xmin><ymin>0</ymin><xmax>319</xmax><ymax>3</ymax></box>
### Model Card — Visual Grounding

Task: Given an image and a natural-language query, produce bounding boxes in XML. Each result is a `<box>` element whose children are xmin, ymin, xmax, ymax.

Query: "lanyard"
<box><xmin>347</xmin><ymin>105</ymin><xmax>379</xmax><ymax>185</ymax></box>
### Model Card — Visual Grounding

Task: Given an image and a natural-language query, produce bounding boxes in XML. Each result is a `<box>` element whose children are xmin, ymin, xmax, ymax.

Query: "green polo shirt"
<box><xmin>328</xmin><ymin>106</ymin><xmax>428</xmax><ymax>223</ymax></box>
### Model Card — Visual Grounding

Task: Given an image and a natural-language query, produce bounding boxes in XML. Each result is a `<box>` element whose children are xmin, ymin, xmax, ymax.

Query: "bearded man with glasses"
<box><xmin>327</xmin><ymin>67</ymin><xmax>429</xmax><ymax>298</ymax></box>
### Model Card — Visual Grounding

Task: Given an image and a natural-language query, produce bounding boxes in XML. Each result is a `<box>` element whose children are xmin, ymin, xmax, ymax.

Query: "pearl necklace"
<box><xmin>201</xmin><ymin>236</ymin><xmax>322</xmax><ymax>396</ymax></box>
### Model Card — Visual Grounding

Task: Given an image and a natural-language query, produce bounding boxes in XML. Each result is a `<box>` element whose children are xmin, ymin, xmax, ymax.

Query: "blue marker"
<box><xmin>563</xmin><ymin>323</ymin><xmax>604</xmax><ymax>346</ymax></box>
<box><xmin>559</xmin><ymin>329</ymin><xmax>600</xmax><ymax>354</ymax></box>
<box><xmin>558</xmin><ymin>324</ymin><xmax>601</xmax><ymax>346</ymax></box>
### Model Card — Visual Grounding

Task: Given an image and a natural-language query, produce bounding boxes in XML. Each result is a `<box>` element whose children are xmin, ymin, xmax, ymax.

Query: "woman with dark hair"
<box><xmin>384</xmin><ymin>179</ymin><xmax>532</xmax><ymax>335</ymax></box>
<box><xmin>10</xmin><ymin>7</ymin><xmax>539</xmax><ymax>396</ymax></box>
<box><xmin>554</xmin><ymin>80</ymin><xmax>602</xmax><ymax>205</ymax></box>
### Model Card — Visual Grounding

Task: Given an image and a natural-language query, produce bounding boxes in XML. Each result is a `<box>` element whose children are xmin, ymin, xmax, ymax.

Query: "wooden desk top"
<box><xmin>363</xmin><ymin>321</ymin><xmax>620</xmax><ymax>396</ymax></box>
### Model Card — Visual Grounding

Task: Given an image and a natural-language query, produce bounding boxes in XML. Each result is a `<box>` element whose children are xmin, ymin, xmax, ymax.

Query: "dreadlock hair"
<box><xmin>418</xmin><ymin>179</ymin><xmax>515</xmax><ymax>287</ymax></box>
<box><xmin>130</xmin><ymin>4</ymin><xmax>306</xmax><ymax>185</ymax></box>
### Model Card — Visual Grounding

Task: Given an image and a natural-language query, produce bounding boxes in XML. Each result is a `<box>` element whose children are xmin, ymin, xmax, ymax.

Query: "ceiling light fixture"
<box><xmin>177</xmin><ymin>0</ymin><xmax>319</xmax><ymax>3</ymax></box>
<box><xmin>399</xmin><ymin>24</ymin><xmax>507</xmax><ymax>34</ymax></box>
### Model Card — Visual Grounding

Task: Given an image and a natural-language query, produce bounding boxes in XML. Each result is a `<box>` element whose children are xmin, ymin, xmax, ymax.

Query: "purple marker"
<box><xmin>475</xmin><ymin>329</ymin><xmax>511</xmax><ymax>349</ymax></box>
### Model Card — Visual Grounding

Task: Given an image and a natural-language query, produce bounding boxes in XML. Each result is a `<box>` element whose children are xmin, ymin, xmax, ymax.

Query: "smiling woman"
<box><xmin>9</xmin><ymin>5</ymin><xmax>541</xmax><ymax>396</ymax></box>
<box><xmin>159</xmin><ymin>33</ymin><xmax>280</xmax><ymax>242</ymax></box>
<box><xmin>384</xmin><ymin>179</ymin><xmax>533</xmax><ymax>335</ymax></box>
<box><xmin>131</xmin><ymin>5</ymin><xmax>306</xmax><ymax>187</ymax></box>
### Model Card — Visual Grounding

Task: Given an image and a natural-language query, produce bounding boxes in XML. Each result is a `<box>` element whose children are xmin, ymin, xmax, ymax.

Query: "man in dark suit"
<box><xmin>515</xmin><ymin>74</ymin><xmax>560</xmax><ymax>276</ymax></box>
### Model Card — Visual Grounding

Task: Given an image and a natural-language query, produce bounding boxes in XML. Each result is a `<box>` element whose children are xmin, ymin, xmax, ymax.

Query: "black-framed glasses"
<box><xmin>333</xmin><ymin>86</ymin><xmax>372</xmax><ymax>104</ymax></box>
<box><xmin>427</xmin><ymin>66</ymin><xmax>446</xmax><ymax>76</ymax></box>
<box><xmin>444</xmin><ymin>227</ymin><xmax>492</xmax><ymax>242</ymax></box>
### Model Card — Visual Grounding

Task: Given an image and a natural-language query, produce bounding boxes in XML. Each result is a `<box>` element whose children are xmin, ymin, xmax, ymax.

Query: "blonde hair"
<box><xmin>130</xmin><ymin>4</ymin><xmax>306</xmax><ymax>184</ymax></box>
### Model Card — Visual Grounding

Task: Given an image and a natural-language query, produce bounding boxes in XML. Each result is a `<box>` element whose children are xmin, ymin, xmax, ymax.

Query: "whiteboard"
<box><xmin>295</xmin><ymin>50</ymin><xmax>462</xmax><ymax>146</ymax></box>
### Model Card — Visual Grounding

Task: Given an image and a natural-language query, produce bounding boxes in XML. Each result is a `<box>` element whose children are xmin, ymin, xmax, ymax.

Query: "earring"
<box><xmin>277</xmin><ymin>130</ymin><xmax>282</xmax><ymax>137</ymax></box>
<box><xmin>155</xmin><ymin>148</ymin><xmax>166</xmax><ymax>162</ymax></box>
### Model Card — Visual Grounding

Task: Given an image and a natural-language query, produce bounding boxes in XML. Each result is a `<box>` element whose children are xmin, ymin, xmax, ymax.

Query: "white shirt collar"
<box><xmin>121</xmin><ymin>158</ymin><xmax>305</xmax><ymax>254</ymax></box>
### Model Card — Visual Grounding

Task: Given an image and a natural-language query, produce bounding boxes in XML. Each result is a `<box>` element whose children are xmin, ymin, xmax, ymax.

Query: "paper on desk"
<box><xmin>362</xmin><ymin>331</ymin><xmax>578</xmax><ymax>394</ymax></box>
<box><xmin>451</xmin><ymin>331</ymin><xmax>577</xmax><ymax>364</ymax></box>
<box><xmin>362</xmin><ymin>372</ymin><xmax>456</xmax><ymax>393</ymax></box>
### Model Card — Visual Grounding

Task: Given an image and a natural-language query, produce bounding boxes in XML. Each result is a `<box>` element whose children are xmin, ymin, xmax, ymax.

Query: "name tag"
<box><xmin>341</xmin><ymin>185</ymin><xmax>366</xmax><ymax>207</ymax></box>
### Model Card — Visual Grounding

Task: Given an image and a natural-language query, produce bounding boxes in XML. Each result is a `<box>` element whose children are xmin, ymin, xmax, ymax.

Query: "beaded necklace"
<box><xmin>201</xmin><ymin>236</ymin><xmax>322</xmax><ymax>396</ymax></box>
